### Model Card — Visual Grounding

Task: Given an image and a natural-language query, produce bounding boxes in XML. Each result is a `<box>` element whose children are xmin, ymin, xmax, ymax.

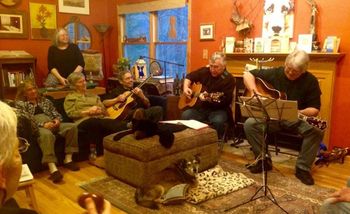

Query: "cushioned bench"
<box><xmin>103</xmin><ymin>127</ymin><xmax>219</xmax><ymax>187</ymax></box>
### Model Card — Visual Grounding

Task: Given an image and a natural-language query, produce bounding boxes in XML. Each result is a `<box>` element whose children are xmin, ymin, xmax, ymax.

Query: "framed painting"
<box><xmin>58</xmin><ymin>0</ymin><xmax>90</xmax><ymax>15</ymax></box>
<box><xmin>200</xmin><ymin>23</ymin><xmax>214</xmax><ymax>40</ymax></box>
<box><xmin>0</xmin><ymin>10</ymin><xmax>28</xmax><ymax>39</ymax></box>
<box><xmin>29</xmin><ymin>3</ymin><xmax>57</xmax><ymax>40</ymax></box>
<box><xmin>0</xmin><ymin>0</ymin><xmax>21</xmax><ymax>7</ymax></box>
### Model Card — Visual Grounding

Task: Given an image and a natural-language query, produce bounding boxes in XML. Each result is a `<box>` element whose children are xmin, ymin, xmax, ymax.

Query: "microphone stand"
<box><xmin>139</xmin><ymin>55</ymin><xmax>184</xmax><ymax>93</ymax></box>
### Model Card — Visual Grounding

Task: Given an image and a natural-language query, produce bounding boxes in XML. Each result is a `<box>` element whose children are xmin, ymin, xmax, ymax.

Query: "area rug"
<box><xmin>80</xmin><ymin>158</ymin><xmax>335</xmax><ymax>214</ymax></box>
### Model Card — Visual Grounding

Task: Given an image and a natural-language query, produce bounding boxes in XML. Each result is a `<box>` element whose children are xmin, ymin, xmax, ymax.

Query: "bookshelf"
<box><xmin>0</xmin><ymin>51</ymin><xmax>36</xmax><ymax>99</ymax></box>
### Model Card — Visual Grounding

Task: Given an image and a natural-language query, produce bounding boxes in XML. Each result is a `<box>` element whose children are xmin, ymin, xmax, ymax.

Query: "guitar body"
<box><xmin>244</xmin><ymin>77</ymin><xmax>287</xmax><ymax>99</ymax></box>
<box><xmin>178</xmin><ymin>82</ymin><xmax>202</xmax><ymax>110</ymax></box>
<box><xmin>107</xmin><ymin>96</ymin><xmax>135</xmax><ymax>120</ymax></box>
<box><xmin>106</xmin><ymin>76</ymin><xmax>153</xmax><ymax>120</ymax></box>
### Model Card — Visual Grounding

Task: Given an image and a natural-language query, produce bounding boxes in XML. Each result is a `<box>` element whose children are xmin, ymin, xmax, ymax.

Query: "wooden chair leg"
<box><xmin>25</xmin><ymin>184</ymin><xmax>39</xmax><ymax>212</ymax></box>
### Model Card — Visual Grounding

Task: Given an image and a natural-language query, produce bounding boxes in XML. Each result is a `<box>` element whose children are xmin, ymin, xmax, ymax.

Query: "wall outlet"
<box><xmin>203</xmin><ymin>49</ymin><xmax>208</xmax><ymax>59</ymax></box>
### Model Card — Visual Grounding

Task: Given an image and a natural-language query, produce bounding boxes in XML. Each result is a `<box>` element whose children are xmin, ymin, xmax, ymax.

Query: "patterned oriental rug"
<box><xmin>80</xmin><ymin>158</ymin><xmax>335</xmax><ymax>214</ymax></box>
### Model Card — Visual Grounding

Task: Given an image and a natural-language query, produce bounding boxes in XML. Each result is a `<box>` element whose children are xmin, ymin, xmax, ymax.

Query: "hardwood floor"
<box><xmin>14</xmin><ymin>145</ymin><xmax>350</xmax><ymax>214</ymax></box>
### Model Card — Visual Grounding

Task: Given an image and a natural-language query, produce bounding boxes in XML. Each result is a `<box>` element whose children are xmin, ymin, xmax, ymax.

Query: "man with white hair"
<box><xmin>243</xmin><ymin>50</ymin><xmax>323</xmax><ymax>185</ymax></box>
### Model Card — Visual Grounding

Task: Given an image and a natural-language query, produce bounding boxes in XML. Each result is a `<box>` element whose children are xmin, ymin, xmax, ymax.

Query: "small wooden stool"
<box><xmin>17</xmin><ymin>180</ymin><xmax>39</xmax><ymax>212</ymax></box>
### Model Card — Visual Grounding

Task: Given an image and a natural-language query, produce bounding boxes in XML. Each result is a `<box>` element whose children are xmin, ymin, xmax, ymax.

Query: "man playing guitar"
<box><xmin>103</xmin><ymin>70</ymin><xmax>163</xmax><ymax>123</ymax></box>
<box><xmin>243</xmin><ymin>50</ymin><xmax>323</xmax><ymax>185</ymax></box>
<box><xmin>181</xmin><ymin>51</ymin><xmax>235</xmax><ymax>140</ymax></box>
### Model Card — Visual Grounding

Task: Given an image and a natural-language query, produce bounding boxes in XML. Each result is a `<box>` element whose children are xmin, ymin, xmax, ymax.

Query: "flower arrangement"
<box><xmin>36</xmin><ymin>5</ymin><xmax>52</xmax><ymax>28</ymax></box>
<box><xmin>117</xmin><ymin>57</ymin><xmax>130</xmax><ymax>71</ymax></box>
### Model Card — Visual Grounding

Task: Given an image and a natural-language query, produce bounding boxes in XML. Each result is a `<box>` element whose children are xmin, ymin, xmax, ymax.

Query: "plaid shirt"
<box><xmin>15</xmin><ymin>97</ymin><xmax>62</xmax><ymax>128</ymax></box>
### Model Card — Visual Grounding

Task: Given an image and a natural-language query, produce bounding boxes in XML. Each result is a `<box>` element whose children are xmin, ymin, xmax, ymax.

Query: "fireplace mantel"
<box><xmin>225</xmin><ymin>52</ymin><xmax>345</xmax><ymax>146</ymax></box>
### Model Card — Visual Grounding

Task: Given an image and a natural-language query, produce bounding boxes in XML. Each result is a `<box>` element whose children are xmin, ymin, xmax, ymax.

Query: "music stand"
<box><xmin>225</xmin><ymin>93</ymin><xmax>297</xmax><ymax>213</ymax></box>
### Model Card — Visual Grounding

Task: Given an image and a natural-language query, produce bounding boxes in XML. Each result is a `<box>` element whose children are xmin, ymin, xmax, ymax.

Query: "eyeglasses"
<box><xmin>18</xmin><ymin>137</ymin><xmax>30</xmax><ymax>153</ymax></box>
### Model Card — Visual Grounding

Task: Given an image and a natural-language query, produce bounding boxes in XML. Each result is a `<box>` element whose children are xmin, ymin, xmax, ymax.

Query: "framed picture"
<box><xmin>0</xmin><ymin>10</ymin><xmax>28</xmax><ymax>39</ymax></box>
<box><xmin>0</xmin><ymin>0</ymin><xmax>21</xmax><ymax>7</ymax></box>
<box><xmin>200</xmin><ymin>23</ymin><xmax>214</xmax><ymax>40</ymax></box>
<box><xmin>29</xmin><ymin>3</ymin><xmax>57</xmax><ymax>40</ymax></box>
<box><xmin>58</xmin><ymin>0</ymin><xmax>90</xmax><ymax>15</ymax></box>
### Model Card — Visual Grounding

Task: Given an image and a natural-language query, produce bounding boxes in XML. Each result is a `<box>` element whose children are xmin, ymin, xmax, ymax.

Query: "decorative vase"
<box><xmin>40</xmin><ymin>26</ymin><xmax>49</xmax><ymax>38</ymax></box>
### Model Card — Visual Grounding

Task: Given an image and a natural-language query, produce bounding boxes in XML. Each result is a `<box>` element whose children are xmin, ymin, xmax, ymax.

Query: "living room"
<box><xmin>1</xmin><ymin>0</ymin><xmax>350</xmax><ymax>213</ymax></box>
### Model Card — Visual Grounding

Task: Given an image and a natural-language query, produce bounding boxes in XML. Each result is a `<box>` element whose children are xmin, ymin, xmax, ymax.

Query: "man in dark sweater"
<box><xmin>243</xmin><ymin>50</ymin><xmax>323</xmax><ymax>185</ymax></box>
<box><xmin>181</xmin><ymin>51</ymin><xmax>235</xmax><ymax>140</ymax></box>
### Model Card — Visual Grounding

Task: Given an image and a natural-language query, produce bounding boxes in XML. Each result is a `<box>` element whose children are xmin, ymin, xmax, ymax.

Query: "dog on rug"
<box><xmin>134</xmin><ymin>155</ymin><xmax>201</xmax><ymax>209</ymax></box>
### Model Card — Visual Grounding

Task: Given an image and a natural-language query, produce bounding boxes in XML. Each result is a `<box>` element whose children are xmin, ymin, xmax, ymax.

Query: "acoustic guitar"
<box><xmin>245</xmin><ymin>77</ymin><xmax>327</xmax><ymax>130</ymax></box>
<box><xmin>178</xmin><ymin>82</ymin><xmax>224</xmax><ymax>110</ymax></box>
<box><xmin>107</xmin><ymin>76</ymin><xmax>152</xmax><ymax>120</ymax></box>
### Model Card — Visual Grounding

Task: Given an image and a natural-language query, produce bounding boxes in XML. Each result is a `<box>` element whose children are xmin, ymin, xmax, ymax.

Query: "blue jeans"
<box><xmin>181</xmin><ymin>108</ymin><xmax>227</xmax><ymax>139</ymax></box>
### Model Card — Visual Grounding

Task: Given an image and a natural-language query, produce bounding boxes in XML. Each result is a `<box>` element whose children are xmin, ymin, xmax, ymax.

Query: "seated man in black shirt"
<box><xmin>181</xmin><ymin>51</ymin><xmax>235</xmax><ymax>140</ymax></box>
<box><xmin>243</xmin><ymin>50</ymin><xmax>324</xmax><ymax>185</ymax></box>
<box><xmin>103</xmin><ymin>70</ymin><xmax>163</xmax><ymax>123</ymax></box>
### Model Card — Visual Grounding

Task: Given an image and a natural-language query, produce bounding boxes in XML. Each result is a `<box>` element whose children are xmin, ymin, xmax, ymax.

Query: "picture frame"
<box><xmin>0</xmin><ymin>9</ymin><xmax>28</xmax><ymax>39</ymax></box>
<box><xmin>29</xmin><ymin>3</ymin><xmax>57</xmax><ymax>40</ymax></box>
<box><xmin>0</xmin><ymin>0</ymin><xmax>22</xmax><ymax>7</ymax></box>
<box><xmin>200</xmin><ymin>23</ymin><xmax>214</xmax><ymax>40</ymax></box>
<box><xmin>58</xmin><ymin>0</ymin><xmax>90</xmax><ymax>15</ymax></box>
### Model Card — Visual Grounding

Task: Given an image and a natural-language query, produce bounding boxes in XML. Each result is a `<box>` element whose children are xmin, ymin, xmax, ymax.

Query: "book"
<box><xmin>161</xmin><ymin>183</ymin><xmax>189</xmax><ymax>205</ymax></box>
<box><xmin>297</xmin><ymin>34</ymin><xmax>313</xmax><ymax>53</ymax></box>
<box><xmin>322</xmin><ymin>36</ymin><xmax>340</xmax><ymax>53</ymax></box>
<box><xmin>20</xmin><ymin>164</ymin><xmax>34</xmax><ymax>182</ymax></box>
<box><xmin>254</xmin><ymin>37</ymin><xmax>264</xmax><ymax>53</ymax></box>
<box><xmin>225</xmin><ymin>37</ymin><xmax>235</xmax><ymax>54</ymax></box>
<box><xmin>159</xmin><ymin>119</ymin><xmax>208</xmax><ymax>130</ymax></box>
<box><xmin>244</xmin><ymin>38</ymin><xmax>254</xmax><ymax>53</ymax></box>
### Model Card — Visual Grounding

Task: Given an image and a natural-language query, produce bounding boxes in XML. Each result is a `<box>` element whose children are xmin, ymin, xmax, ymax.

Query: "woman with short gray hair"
<box><xmin>64</xmin><ymin>73</ymin><xmax>128</xmax><ymax>161</ymax></box>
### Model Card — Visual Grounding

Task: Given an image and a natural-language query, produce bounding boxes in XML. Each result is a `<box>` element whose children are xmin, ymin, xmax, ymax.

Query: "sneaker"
<box><xmin>49</xmin><ymin>170</ymin><xmax>63</xmax><ymax>183</ymax></box>
<box><xmin>295</xmin><ymin>167</ymin><xmax>314</xmax><ymax>185</ymax></box>
<box><xmin>63</xmin><ymin>161</ymin><xmax>80</xmax><ymax>171</ymax></box>
<box><xmin>247</xmin><ymin>158</ymin><xmax>273</xmax><ymax>174</ymax></box>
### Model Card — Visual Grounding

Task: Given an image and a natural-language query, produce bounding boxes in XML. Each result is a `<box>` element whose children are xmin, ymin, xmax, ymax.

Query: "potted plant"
<box><xmin>113</xmin><ymin>57</ymin><xmax>130</xmax><ymax>77</ymax></box>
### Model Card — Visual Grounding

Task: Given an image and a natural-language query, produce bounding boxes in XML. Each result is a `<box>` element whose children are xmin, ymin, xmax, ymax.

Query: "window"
<box><xmin>119</xmin><ymin>4</ymin><xmax>188</xmax><ymax>78</ymax></box>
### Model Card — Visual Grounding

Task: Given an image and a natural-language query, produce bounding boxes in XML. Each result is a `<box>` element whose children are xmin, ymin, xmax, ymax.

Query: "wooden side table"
<box><xmin>17</xmin><ymin>179</ymin><xmax>39</xmax><ymax>212</ymax></box>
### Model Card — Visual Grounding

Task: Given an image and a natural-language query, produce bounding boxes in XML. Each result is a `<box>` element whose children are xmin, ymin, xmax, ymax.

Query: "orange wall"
<box><xmin>191</xmin><ymin>0</ymin><xmax>350</xmax><ymax>149</ymax></box>
<box><xmin>1</xmin><ymin>0</ymin><xmax>349</xmax><ymax>149</ymax></box>
<box><xmin>0</xmin><ymin>0</ymin><xmax>115</xmax><ymax>85</ymax></box>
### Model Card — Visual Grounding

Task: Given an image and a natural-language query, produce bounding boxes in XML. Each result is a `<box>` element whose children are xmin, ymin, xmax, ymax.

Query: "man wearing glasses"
<box><xmin>181</xmin><ymin>51</ymin><xmax>235</xmax><ymax>141</ymax></box>
<box><xmin>243</xmin><ymin>50</ymin><xmax>323</xmax><ymax>185</ymax></box>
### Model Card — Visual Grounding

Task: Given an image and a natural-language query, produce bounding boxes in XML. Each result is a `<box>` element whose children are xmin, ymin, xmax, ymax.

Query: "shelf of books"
<box><xmin>0</xmin><ymin>51</ymin><xmax>36</xmax><ymax>99</ymax></box>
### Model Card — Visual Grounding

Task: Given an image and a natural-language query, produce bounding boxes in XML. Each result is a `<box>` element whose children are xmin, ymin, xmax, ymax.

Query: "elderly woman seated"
<box><xmin>15</xmin><ymin>79</ymin><xmax>79</xmax><ymax>184</ymax></box>
<box><xmin>64</xmin><ymin>72</ymin><xmax>128</xmax><ymax>161</ymax></box>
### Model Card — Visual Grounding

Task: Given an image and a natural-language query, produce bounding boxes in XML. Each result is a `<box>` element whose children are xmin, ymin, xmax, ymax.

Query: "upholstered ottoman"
<box><xmin>103</xmin><ymin>127</ymin><xmax>219</xmax><ymax>187</ymax></box>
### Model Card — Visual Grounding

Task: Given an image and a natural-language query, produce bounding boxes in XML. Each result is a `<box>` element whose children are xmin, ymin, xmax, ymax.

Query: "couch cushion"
<box><xmin>103</xmin><ymin>127</ymin><xmax>218</xmax><ymax>162</ymax></box>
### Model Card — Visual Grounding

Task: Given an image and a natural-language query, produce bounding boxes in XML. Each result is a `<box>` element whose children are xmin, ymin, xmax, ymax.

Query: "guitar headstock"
<box><xmin>306</xmin><ymin>117</ymin><xmax>327</xmax><ymax>130</ymax></box>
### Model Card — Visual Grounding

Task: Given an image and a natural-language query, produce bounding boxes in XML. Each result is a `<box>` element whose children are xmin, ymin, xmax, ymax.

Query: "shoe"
<box><xmin>295</xmin><ymin>168</ymin><xmax>314</xmax><ymax>185</ymax></box>
<box><xmin>133</xmin><ymin>108</ymin><xmax>145</xmax><ymax>120</ymax></box>
<box><xmin>64</xmin><ymin>161</ymin><xmax>80</xmax><ymax>171</ymax></box>
<box><xmin>49</xmin><ymin>170</ymin><xmax>63</xmax><ymax>183</ymax></box>
<box><xmin>247</xmin><ymin>158</ymin><xmax>273</xmax><ymax>174</ymax></box>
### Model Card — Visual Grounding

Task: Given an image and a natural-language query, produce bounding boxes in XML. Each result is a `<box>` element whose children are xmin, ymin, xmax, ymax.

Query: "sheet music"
<box><xmin>159</xmin><ymin>119</ymin><xmax>208</xmax><ymax>130</ymax></box>
<box><xmin>239</xmin><ymin>96</ymin><xmax>298</xmax><ymax>121</ymax></box>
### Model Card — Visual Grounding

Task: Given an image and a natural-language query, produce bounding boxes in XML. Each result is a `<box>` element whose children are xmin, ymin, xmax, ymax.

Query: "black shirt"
<box><xmin>249</xmin><ymin>67</ymin><xmax>321</xmax><ymax>110</ymax></box>
<box><xmin>186</xmin><ymin>66</ymin><xmax>235</xmax><ymax>110</ymax></box>
<box><xmin>47</xmin><ymin>43</ymin><xmax>85</xmax><ymax>78</ymax></box>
